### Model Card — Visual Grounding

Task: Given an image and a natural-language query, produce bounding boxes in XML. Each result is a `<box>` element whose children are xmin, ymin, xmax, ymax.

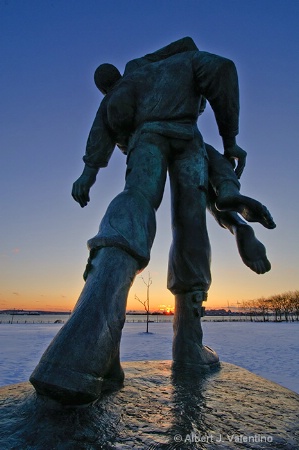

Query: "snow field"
<box><xmin>0</xmin><ymin>321</ymin><xmax>298</xmax><ymax>394</ymax></box>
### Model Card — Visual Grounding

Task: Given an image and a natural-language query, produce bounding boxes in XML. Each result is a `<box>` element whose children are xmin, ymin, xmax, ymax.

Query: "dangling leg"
<box><xmin>206</xmin><ymin>143</ymin><xmax>276</xmax><ymax>229</ymax></box>
<box><xmin>207</xmin><ymin>185</ymin><xmax>271</xmax><ymax>274</ymax></box>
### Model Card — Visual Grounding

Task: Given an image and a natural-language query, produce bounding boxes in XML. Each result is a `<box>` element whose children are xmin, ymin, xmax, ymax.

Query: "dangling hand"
<box><xmin>72</xmin><ymin>166</ymin><xmax>98</xmax><ymax>207</ymax></box>
<box><xmin>224</xmin><ymin>144</ymin><xmax>247</xmax><ymax>179</ymax></box>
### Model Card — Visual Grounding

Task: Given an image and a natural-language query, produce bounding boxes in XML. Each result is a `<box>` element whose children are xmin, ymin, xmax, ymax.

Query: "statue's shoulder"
<box><xmin>144</xmin><ymin>36</ymin><xmax>198</xmax><ymax>61</ymax></box>
<box><xmin>124</xmin><ymin>37</ymin><xmax>199</xmax><ymax>76</ymax></box>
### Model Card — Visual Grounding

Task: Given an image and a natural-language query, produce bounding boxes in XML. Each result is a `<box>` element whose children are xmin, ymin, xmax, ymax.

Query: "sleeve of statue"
<box><xmin>192</xmin><ymin>51</ymin><xmax>240</xmax><ymax>139</ymax></box>
<box><xmin>83</xmin><ymin>99</ymin><xmax>116</xmax><ymax>169</ymax></box>
<box><xmin>124</xmin><ymin>36</ymin><xmax>199</xmax><ymax>75</ymax></box>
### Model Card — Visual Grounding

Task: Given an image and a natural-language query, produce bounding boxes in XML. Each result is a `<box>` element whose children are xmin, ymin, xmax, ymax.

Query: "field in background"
<box><xmin>0</xmin><ymin>321</ymin><xmax>298</xmax><ymax>394</ymax></box>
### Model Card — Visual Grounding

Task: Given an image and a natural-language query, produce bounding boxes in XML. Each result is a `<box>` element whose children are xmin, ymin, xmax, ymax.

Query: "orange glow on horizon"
<box><xmin>158</xmin><ymin>304</ymin><xmax>175</xmax><ymax>314</ymax></box>
<box><xmin>1</xmin><ymin>270</ymin><xmax>284</xmax><ymax>313</ymax></box>
<box><xmin>1</xmin><ymin>291</ymin><xmax>240</xmax><ymax>313</ymax></box>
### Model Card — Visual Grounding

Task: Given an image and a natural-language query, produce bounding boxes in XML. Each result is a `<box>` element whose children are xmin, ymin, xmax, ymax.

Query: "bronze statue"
<box><xmin>30</xmin><ymin>38</ymin><xmax>275</xmax><ymax>405</ymax></box>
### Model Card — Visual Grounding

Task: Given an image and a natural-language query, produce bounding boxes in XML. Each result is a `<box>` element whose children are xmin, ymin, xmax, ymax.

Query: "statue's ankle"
<box><xmin>216</xmin><ymin>181</ymin><xmax>240</xmax><ymax>200</ymax></box>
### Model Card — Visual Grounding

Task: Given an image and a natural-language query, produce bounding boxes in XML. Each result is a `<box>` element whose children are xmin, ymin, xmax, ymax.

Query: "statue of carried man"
<box><xmin>30</xmin><ymin>37</ymin><xmax>275</xmax><ymax>405</ymax></box>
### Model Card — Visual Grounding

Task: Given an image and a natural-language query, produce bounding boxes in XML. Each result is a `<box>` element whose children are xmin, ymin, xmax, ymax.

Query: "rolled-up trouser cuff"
<box><xmin>87</xmin><ymin>238</ymin><xmax>149</xmax><ymax>270</ymax></box>
<box><xmin>87</xmin><ymin>189</ymin><xmax>156</xmax><ymax>271</ymax></box>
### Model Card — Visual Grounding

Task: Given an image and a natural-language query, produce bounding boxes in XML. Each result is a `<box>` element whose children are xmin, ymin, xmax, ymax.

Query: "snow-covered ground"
<box><xmin>0</xmin><ymin>321</ymin><xmax>298</xmax><ymax>394</ymax></box>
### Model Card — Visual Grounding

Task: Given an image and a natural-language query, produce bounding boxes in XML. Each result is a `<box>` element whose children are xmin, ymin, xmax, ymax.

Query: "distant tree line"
<box><xmin>242</xmin><ymin>290</ymin><xmax>299</xmax><ymax>322</ymax></box>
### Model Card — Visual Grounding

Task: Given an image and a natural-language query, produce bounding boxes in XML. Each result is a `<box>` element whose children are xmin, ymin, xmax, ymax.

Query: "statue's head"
<box><xmin>94</xmin><ymin>64</ymin><xmax>122</xmax><ymax>94</ymax></box>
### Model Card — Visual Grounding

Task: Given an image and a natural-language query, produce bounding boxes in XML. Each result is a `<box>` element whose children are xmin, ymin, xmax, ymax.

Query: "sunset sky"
<box><xmin>1</xmin><ymin>0</ymin><xmax>298</xmax><ymax>312</ymax></box>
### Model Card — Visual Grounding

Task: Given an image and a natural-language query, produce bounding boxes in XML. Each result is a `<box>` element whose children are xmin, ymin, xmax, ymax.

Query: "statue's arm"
<box><xmin>83</xmin><ymin>101</ymin><xmax>116</xmax><ymax>169</ymax></box>
<box><xmin>193</xmin><ymin>51</ymin><xmax>246</xmax><ymax>177</ymax></box>
<box><xmin>72</xmin><ymin>102</ymin><xmax>115</xmax><ymax>208</ymax></box>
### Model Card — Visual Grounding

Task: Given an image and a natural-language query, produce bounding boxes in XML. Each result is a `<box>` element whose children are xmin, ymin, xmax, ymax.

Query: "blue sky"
<box><xmin>1</xmin><ymin>0</ymin><xmax>298</xmax><ymax>311</ymax></box>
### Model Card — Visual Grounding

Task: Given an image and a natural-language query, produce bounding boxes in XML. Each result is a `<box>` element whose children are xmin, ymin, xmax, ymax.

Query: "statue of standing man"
<box><xmin>30</xmin><ymin>38</ymin><xmax>275</xmax><ymax>405</ymax></box>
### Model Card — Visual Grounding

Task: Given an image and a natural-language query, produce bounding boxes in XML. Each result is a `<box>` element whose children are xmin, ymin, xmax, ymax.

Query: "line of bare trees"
<box><xmin>242</xmin><ymin>290</ymin><xmax>299</xmax><ymax>322</ymax></box>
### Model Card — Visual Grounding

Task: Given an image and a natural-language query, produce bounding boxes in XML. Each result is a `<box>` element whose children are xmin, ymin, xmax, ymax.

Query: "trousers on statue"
<box><xmin>88</xmin><ymin>127</ymin><xmax>211</xmax><ymax>295</ymax></box>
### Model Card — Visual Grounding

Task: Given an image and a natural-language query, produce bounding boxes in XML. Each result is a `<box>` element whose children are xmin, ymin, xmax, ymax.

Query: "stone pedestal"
<box><xmin>0</xmin><ymin>361</ymin><xmax>298</xmax><ymax>449</ymax></box>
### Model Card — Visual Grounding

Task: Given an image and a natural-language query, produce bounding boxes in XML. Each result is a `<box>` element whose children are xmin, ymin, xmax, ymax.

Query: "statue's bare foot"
<box><xmin>235</xmin><ymin>224</ymin><xmax>271</xmax><ymax>274</ymax></box>
<box><xmin>216</xmin><ymin>194</ymin><xmax>276</xmax><ymax>229</ymax></box>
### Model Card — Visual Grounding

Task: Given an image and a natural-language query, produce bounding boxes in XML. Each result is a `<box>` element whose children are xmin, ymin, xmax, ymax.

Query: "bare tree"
<box><xmin>135</xmin><ymin>272</ymin><xmax>152</xmax><ymax>333</ymax></box>
<box><xmin>239</xmin><ymin>290</ymin><xmax>299</xmax><ymax>323</ymax></box>
<box><xmin>245</xmin><ymin>299</ymin><xmax>258</xmax><ymax>322</ymax></box>
<box><xmin>256</xmin><ymin>297</ymin><xmax>271</xmax><ymax>322</ymax></box>
<box><xmin>281</xmin><ymin>291</ymin><xmax>295</xmax><ymax>322</ymax></box>
<box><xmin>242</xmin><ymin>301</ymin><xmax>252</xmax><ymax>321</ymax></box>
<box><xmin>268</xmin><ymin>294</ymin><xmax>283</xmax><ymax>322</ymax></box>
<box><xmin>290</xmin><ymin>290</ymin><xmax>299</xmax><ymax>321</ymax></box>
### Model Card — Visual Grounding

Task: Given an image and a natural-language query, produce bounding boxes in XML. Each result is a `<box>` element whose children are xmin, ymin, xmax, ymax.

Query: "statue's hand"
<box><xmin>224</xmin><ymin>145</ymin><xmax>247</xmax><ymax>179</ymax></box>
<box><xmin>72</xmin><ymin>166</ymin><xmax>98</xmax><ymax>208</ymax></box>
